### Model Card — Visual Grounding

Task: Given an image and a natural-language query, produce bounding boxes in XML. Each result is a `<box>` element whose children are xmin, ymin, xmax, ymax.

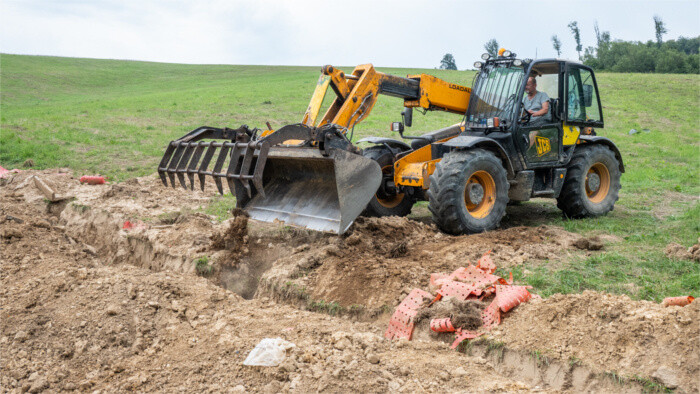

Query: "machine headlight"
<box><xmin>474</xmin><ymin>61</ymin><xmax>483</xmax><ymax>69</ymax></box>
<box><xmin>502</xmin><ymin>50</ymin><xmax>512</xmax><ymax>57</ymax></box>
<box><xmin>481</xmin><ymin>53</ymin><xmax>490</xmax><ymax>60</ymax></box>
<box><xmin>513</xmin><ymin>59</ymin><xmax>522</xmax><ymax>66</ymax></box>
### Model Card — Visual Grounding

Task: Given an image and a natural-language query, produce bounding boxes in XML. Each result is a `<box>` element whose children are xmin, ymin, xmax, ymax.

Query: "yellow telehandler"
<box><xmin>159</xmin><ymin>49</ymin><xmax>623</xmax><ymax>235</ymax></box>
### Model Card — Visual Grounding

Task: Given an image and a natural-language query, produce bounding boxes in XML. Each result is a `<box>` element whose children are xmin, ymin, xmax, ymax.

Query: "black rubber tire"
<box><xmin>361</xmin><ymin>147</ymin><xmax>414</xmax><ymax>217</ymax></box>
<box><xmin>428</xmin><ymin>149</ymin><xmax>509</xmax><ymax>234</ymax></box>
<box><xmin>557</xmin><ymin>144</ymin><xmax>621</xmax><ymax>218</ymax></box>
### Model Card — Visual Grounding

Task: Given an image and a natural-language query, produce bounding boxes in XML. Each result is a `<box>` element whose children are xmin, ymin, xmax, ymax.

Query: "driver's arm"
<box><xmin>530</xmin><ymin>101</ymin><xmax>549</xmax><ymax>117</ymax></box>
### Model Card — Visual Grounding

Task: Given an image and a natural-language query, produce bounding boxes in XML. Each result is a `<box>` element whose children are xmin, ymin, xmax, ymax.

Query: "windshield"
<box><xmin>465</xmin><ymin>64</ymin><xmax>525</xmax><ymax>127</ymax></box>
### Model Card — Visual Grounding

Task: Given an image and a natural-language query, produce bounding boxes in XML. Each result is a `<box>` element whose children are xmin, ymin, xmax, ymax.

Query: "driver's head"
<box><xmin>525</xmin><ymin>77</ymin><xmax>537</xmax><ymax>95</ymax></box>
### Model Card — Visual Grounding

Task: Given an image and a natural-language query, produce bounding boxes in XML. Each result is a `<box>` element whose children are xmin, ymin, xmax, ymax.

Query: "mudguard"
<box><xmin>578</xmin><ymin>135</ymin><xmax>625</xmax><ymax>172</ymax></box>
<box><xmin>442</xmin><ymin>135</ymin><xmax>515</xmax><ymax>176</ymax></box>
<box><xmin>356</xmin><ymin>136</ymin><xmax>411</xmax><ymax>151</ymax></box>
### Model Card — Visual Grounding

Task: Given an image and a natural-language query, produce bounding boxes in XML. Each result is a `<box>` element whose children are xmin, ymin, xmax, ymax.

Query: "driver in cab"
<box><xmin>523</xmin><ymin>76</ymin><xmax>550</xmax><ymax>148</ymax></box>
<box><xmin>523</xmin><ymin>76</ymin><xmax>549</xmax><ymax>123</ymax></box>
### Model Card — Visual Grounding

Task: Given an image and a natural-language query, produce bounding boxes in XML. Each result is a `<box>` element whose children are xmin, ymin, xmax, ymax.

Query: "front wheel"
<box><xmin>361</xmin><ymin>147</ymin><xmax>414</xmax><ymax>217</ymax></box>
<box><xmin>557</xmin><ymin>144</ymin><xmax>621</xmax><ymax>218</ymax></box>
<box><xmin>428</xmin><ymin>149</ymin><xmax>509</xmax><ymax>234</ymax></box>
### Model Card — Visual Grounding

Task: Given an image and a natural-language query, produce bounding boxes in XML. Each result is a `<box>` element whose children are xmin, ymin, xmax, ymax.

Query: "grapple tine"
<box><xmin>212</xmin><ymin>144</ymin><xmax>231</xmax><ymax>195</ymax></box>
<box><xmin>214</xmin><ymin>177</ymin><xmax>224</xmax><ymax>195</ymax></box>
<box><xmin>167</xmin><ymin>144</ymin><xmax>187</xmax><ymax>188</ymax></box>
<box><xmin>226</xmin><ymin>177</ymin><xmax>236</xmax><ymax>195</ymax></box>
<box><xmin>251</xmin><ymin>142</ymin><xmax>269</xmax><ymax>198</ymax></box>
<box><xmin>230</xmin><ymin>142</ymin><xmax>245</xmax><ymax>173</ymax></box>
<box><xmin>225</xmin><ymin>142</ymin><xmax>244</xmax><ymax>196</ymax></box>
<box><xmin>197</xmin><ymin>144</ymin><xmax>218</xmax><ymax>191</ymax></box>
<box><xmin>238</xmin><ymin>141</ymin><xmax>258</xmax><ymax>198</ymax></box>
<box><xmin>158</xmin><ymin>142</ymin><xmax>176</xmax><ymax>186</ymax></box>
<box><xmin>187</xmin><ymin>142</ymin><xmax>206</xmax><ymax>190</ymax></box>
<box><xmin>176</xmin><ymin>143</ymin><xmax>196</xmax><ymax>189</ymax></box>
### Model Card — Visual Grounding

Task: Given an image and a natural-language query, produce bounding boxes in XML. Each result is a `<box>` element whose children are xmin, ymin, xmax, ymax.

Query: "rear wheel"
<box><xmin>428</xmin><ymin>149</ymin><xmax>509</xmax><ymax>234</ymax></box>
<box><xmin>557</xmin><ymin>144</ymin><xmax>621</xmax><ymax>218</ymax></box>
<box><xmin>362</xmin><ymin>147</ymin><xmax>414</xmax><ymax>217</ymax></box>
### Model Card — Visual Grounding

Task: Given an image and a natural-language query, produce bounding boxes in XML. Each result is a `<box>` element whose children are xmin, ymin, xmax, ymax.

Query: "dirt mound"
<box><xmin>665</xmin><ymin>239</ymin><xmax>700</xmax><ymax>262</ymax></box>
<box><xmin>572</xmin><ymin>235</ymin><xmax>605</xmax><ymax>250</ymax></box>
<box><xmin>1</xmin><ymin>187</ymin><xmax>536</xmax><ymax>393</ymax></box>
<box><xmin>2</xmin><ymin>169</ymin><xmax>212</xmax><ymax>220</ymax></box>
<box><xmin>258</xmin><ymin>221</ymin><xmax>583</xmax><ymax>311</ymax></box>
<box><xmin>491</xmin><ymin>291</ymin><xmax>699</xmax><ymax>392</ymax></box>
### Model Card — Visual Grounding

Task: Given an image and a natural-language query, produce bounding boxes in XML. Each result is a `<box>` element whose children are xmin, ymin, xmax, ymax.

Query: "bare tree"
<box><xmin>568</xmin><ymin>21</ymin><xmax>582</xmax><ymax>60</ymax></box>
<box><xmin>551</xmin><ymin>35</ymin><xmax>562</xmax><ymax>57</ymax></box>
<box><xmin>594</xmin><ymin>21</ymin><xmax>611</xmax><ymax>49</ymax></box>
<box><xmin>484</xmin><ymin>39</ymin><xmax>500</xmax><ymax>57</ymax></box>
<box><xmin>654</xmin><ymin>15</ymin><xmax>667</xmax><ymax>46</ymax></box>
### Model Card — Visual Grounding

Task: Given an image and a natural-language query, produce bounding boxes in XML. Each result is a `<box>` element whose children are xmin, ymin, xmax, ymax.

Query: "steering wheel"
<box><xmin>519</xmin><ymin>109</ymin><xmax>531</xmax><ymax>125</ymax></box>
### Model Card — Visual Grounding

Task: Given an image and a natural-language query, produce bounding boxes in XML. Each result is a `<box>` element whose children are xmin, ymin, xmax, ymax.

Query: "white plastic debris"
<box><xmin>243</xmin><ymin>337</ymin><xmax>296</xmax><ymax>367</ymax></box>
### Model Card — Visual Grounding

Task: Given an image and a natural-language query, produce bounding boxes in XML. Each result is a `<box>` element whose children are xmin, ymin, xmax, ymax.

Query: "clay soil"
<box><xmin>1</xmin><ymin>169</ymin><xmax>698</xmax><ymax>392</ymax></box>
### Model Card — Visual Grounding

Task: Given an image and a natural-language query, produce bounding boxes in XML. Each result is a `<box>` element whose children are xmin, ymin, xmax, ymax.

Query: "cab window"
<box><xmin>566</xmin><ymin>67</ymin><xmax>602</xmax><ymax>125</ymax></box>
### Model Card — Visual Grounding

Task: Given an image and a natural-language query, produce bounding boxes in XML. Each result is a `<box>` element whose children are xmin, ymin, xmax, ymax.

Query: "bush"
<box><xmin>656</xmin><ymin>50</ymin><xmax>688</xmax><ymax>73</ymax></box>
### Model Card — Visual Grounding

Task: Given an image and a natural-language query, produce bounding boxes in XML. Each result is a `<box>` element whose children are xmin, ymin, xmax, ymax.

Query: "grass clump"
<box><xmin>531</xmin><ymin>350</ymin><xmax>551</xmax><ymax>367</ymax></box>
<box><xmin>201</xmin><ymin>194</ymin><xmax>236</xmax><ymax>222</ymax></box>
<box><xmin>194</xmin><ymin>256</ymin><xmax>213</xmax><ymax>276</ymax></box>
<box><xmin>279</xmin><ymin>281</ymin><xmax>309</xmax><ymax>301</ymax></box>
<box><xmin>308</xmin><ymin>300</ymin><xmax>342</xmax><ymax>316</ymax></box>
<box><xmin>631</xmin><ymin>375</ymin><xmax>673</xmax><ymax>393</ymax></box>
<box><xmin>568</xmin><ymin>355</ymin><xmax>583</xmax><ymax>367</ymax></box>
<box><xmin>71</xmin><ymin>202</ymin><xmax>91</xmax><ymax>213</ymax></box>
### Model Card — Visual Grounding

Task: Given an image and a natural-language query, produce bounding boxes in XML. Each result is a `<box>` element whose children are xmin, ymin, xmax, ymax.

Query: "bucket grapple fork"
<box><xmin>158</xmin><ymin>123</ymin><xmax>347</xmax><ymax>196</ymax></box>
<box><xmin>158</xmin><ymin>125</ymin><xmax>262</xmax><ymax>196</ymax></box>
<box><xmin>158</xmin><ymin>123</ymin><xmax>382</xmax><ymax>234</ymax></box>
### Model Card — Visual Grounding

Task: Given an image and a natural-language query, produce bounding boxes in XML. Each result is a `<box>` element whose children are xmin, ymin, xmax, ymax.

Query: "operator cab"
<box><xmin>391</xmin><ymin>49</ymin><xmax>605</xmax><ymax>172</ymax></box>
<box><xmin>464</xmin><ymin>51</ymin><xmax>604</xmax><ymax>168</ymax></box>
<box><xmin>465</xmin><ymin>51</ymin><xmax>603</xmax><ymax>132</ymax></box>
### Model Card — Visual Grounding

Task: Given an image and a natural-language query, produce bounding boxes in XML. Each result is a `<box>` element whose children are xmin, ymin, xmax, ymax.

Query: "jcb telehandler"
<box><xmin>158</xmin><ymin>49</ymin><xmax>623</xmax><ymax>235</ymax></box>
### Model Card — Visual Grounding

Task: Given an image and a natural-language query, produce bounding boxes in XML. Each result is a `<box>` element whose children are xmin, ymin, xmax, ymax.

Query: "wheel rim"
<box><xmin>586</xmin><ymin>162</ymin><xmax>610</xmax><ymax>204</ymax></box>
<box><xmin>464</xmin><ymin>170</ymin><xmax>496</xmax><ymax>219</ymax></box>
<box><xmin>376</xmin><ymin>165</ymin><xmax>405</xmax><ymax>208</ymax></box>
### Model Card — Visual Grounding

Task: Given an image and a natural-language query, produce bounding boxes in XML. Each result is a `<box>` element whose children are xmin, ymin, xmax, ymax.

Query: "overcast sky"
<box><xmin>1</xmin><ymin>0</ymin><xmax>698</xmax><ymax>69</ymax></box>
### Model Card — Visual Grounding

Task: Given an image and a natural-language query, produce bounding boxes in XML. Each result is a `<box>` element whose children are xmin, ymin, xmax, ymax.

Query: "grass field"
<box><xmin>1</xmin><ymin>54</ymin><xmax>698</xmax><ymax>301</ymax></box>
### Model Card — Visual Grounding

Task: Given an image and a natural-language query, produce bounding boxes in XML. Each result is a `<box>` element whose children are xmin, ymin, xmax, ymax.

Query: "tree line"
<box><xmin>571</xmin><ymin>16</ymin><xmax>698</xmax><ymax>74</ymax></box>
<box><xmin>440</xmin><ymin>16</ymin><xmax>699</xmax><ymax>74</ymax></box>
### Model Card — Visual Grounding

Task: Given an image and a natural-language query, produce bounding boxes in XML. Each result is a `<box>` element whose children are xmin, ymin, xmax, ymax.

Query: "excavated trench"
<box><xmin>55</xmin><ymin>203</ymin><xmax>689</xmax><ymax>392</ymax></box>
<box><xmin>7</xmin><ymin>171</ymin><xmax>692</xmax><ymax>392</ymax></box>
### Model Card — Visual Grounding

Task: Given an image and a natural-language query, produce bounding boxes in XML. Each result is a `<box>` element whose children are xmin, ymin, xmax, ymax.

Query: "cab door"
<box><xmin>515</xmin><ymin>61</ymin><xmax>564</xmax><ymax>167</ymax></box>
<box><xmin>563</xmin><ymin>64</ymin><xmax>604</xmax><ymax>129</ymax></box>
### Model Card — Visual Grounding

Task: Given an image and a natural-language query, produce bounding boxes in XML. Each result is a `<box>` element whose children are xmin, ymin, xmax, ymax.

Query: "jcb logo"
<box><xmin>536</xmin><ymin>136</ymin><xmax>551</xmax><ymax>156</ymax></box>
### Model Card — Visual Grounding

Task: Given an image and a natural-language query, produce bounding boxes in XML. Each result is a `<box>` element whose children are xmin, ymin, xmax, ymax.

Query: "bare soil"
<box><xmin>491</xmin><ymin>291</ymin><xmax>700</xmax><ymax>392</ymax></box>
<box><xmin>2</xmin><ymin>169</ymin><xmax>698</xmax><ymax>392</ymax></box>
<box><xmin>665</xmin><ymin>238</ymin><xmax>700</xmax><ymax>262</ymax></box>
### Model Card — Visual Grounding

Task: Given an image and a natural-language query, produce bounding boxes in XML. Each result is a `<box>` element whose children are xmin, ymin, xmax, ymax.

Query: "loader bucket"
<box><xmin>242</xmin><ymin>147</ymin><xmax>381</xmax><ymax>234</ymax></box>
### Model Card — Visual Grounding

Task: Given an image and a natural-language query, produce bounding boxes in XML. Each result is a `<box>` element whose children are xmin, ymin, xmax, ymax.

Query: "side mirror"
<box><xmin>549</xmin><ymin>98</ymin><xmax>560</xmax><ymax>121</ymax></box>
<box><xmin>401</xmin><ymin>107</ymin><xmax>413</xmax><ymax>128</ymax></box>
<box><xmin>582</xmin><ymin>84</ymin><xmax>593</xmax><ymax>107</ymax></box>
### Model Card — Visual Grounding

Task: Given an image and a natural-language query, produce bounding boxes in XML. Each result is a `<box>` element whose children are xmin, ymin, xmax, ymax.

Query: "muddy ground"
<box><xmin>1</xmin><ymin>169</ymin><xmax>698</xmax><ymax>393</ymax></box>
